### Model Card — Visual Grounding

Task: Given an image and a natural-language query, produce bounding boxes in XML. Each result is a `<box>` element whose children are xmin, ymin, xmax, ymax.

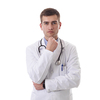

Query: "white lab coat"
<box><xmin>26</xmin><ymin>38</ymin><xmax>81</xmax><ymax>100</ymax></box>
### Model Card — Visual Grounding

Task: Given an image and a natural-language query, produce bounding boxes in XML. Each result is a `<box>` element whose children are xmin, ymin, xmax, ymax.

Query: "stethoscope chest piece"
<box><xmin>55</xmin><ymin>60</ymin><xmax>61</xmax><ymax>65</ymax></box>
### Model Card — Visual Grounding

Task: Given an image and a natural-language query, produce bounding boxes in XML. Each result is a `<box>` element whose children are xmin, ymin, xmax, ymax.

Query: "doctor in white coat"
<box><xmin>26</xmin><ymin>8</ymin><xmax>81</xmax><ymax>100</ymax></box>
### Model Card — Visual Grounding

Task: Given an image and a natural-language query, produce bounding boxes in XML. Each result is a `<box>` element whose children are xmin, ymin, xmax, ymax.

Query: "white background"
<box><xmin>0</xmin><ymin>0</ymin><xmax>100</xmax><ymax>100</ymax></box>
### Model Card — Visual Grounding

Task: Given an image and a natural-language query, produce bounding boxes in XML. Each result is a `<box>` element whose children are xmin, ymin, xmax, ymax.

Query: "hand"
<box><xmin>46</xmin><ymin>37</ymin><xmax>58</xmax><ymax>52</ymax></box>
<box><xmin>33</xmin><ymin>82</ymin><xmax>44</xmax><ymax>90</ymax></box>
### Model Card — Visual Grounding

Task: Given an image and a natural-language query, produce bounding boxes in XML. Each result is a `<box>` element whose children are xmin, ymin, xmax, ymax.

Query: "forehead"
<box><xmin>42</xmin><ymin>15</ymin><xmax>58</xmax><ymax>22</ymax></box>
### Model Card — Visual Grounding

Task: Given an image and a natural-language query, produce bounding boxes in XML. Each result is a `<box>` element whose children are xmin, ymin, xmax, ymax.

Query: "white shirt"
<box><xmin>26</xmin><ymin>38</ymin><xmax>81</xmax><ymax>100</ymax></box>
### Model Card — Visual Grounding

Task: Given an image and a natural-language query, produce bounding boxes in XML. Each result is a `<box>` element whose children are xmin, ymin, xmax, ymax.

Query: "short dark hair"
<box><xmin>40</xmin><ymin>8</ymin><xmax>60</xmax><ymax>23</ymax></box>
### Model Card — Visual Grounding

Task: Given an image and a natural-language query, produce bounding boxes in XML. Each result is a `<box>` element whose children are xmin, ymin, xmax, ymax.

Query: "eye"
<box><xmin>44</xmin><ymin>22</ymin><xmax>49</xmax><ymax>25</ymax></box>
<box><xmin>52</xmin><ymin>21</ymin><xmax>57</xmax><ymax>25</ymax></box>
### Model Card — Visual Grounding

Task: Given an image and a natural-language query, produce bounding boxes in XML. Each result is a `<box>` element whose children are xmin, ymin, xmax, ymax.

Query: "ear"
<box><xmin>59</xmin><ymin>22</ymin><xmax>62</xmax><ymax>29</ymax></box>
<box><xmin>40</xmin><ymin>23</ymin><xmax>43</xmax><ymax>30</ymax></box>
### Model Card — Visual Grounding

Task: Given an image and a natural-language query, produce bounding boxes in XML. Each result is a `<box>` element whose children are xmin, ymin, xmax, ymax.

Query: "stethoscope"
<box><xmin>38</xmin><ymin>38</ymin><xmax>63</xmax><ymax>65</ymax></box>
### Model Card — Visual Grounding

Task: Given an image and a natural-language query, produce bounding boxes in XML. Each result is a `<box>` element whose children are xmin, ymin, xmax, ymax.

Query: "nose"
<box><xmin>48</xmin><ymin>23</ymin><xmax>53</xmax><ymax>30</ymax></box>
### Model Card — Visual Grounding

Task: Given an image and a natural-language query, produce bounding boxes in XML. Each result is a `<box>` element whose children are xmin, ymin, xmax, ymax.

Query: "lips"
<box><xmin>48</xmin><ymin>31</ymin><xmax>54</xmax><ymax>33</ymax></box>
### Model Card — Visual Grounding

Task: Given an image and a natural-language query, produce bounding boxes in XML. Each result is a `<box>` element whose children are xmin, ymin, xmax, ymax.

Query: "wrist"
<box><xmin>46</xmin><ymin>48</ymin><xmax>54</xmax><ymax>52</ymax></box>
<box><xmin>43</xmin><ymin>80</ymin><xmax>45</xmax><ymax>89</ymax></box>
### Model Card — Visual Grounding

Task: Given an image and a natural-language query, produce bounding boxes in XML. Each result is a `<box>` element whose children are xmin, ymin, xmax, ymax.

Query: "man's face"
<box><xmin>40</xmin><ymin>15</ymin><xmax>61</xmax><ymax>40</ymax></box>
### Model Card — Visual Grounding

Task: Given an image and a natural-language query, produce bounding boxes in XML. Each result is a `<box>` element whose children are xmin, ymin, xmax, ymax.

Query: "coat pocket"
<box><xmin>60</xmin><ymin>65</ymin><xmax>67</xmax><ymax>76</ymax></box>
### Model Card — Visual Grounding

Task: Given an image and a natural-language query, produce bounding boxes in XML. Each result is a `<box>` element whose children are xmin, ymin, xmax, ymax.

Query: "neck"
<box><xmin>44</xmin><ymin>36</ymin><xmax>58</xmax><ymax>41</ymax></box>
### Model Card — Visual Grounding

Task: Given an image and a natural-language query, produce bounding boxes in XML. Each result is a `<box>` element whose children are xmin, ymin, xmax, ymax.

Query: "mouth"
<box><xmin>48</xmin><ymin>31</ymin><xmax>54</xmax><ymax>33</ymax></box>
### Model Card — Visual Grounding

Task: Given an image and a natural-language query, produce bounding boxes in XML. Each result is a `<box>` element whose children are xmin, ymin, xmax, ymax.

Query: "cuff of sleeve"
<box><xmin>44</xmin><ymin>49</ymin><xmax>53</xmax><ymax>54</ymax></box>
<box><xmin>45</xmin><ymin>79</ymin><xmax>55</xmax><ymax>93</ymax></box>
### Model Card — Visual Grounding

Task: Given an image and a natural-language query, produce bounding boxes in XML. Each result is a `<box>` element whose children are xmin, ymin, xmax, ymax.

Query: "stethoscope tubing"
<box><xmin>38</xmin><ymin>39</ymin><xmax>46</xmax><ymax>53</ymax></box>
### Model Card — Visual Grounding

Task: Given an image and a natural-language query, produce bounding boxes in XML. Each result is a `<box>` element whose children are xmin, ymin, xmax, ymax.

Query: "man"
<box><xmin>26</xmin><ymin>8</ymin><xmax>81</xmax><ymax>100</ymax></box>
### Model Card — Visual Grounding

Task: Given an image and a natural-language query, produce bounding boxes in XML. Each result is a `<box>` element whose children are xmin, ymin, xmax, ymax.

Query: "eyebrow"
<box><xmin>43</xmin><ymin>21</ymin><xmax>58</xmax><ymax>23</ymax></box>
<box><xmin>52</xmin><ymin>21</ymin><xmax>57</xmax><ymax>23</ymax></box>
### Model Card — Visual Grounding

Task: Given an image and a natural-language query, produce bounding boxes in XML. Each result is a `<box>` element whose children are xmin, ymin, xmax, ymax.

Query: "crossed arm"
<box><xmin>28</xmin><ymin>37</ymin><xmax>58</xmax><ymax>90</ymax></box>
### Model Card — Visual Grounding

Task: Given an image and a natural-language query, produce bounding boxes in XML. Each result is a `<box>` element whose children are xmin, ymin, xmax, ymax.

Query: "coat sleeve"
<box><xmin>26</xmin><ymin>46</ymin><xmax>53</xmax><ymax>84</ymax></box>
<box><xmin>45</xmin><ymin>46</ymin><xmax>81</xmax><ymax>92</ymax></box>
